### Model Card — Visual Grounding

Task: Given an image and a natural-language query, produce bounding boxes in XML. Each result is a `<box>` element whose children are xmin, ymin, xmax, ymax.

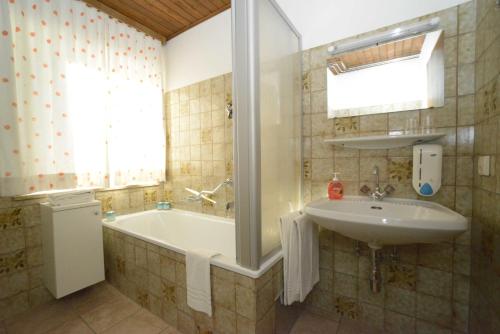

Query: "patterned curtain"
<box><xmin>0</xmin><ymin>0</ymin><xmax>165</xmax><ymax>196</ymax></box>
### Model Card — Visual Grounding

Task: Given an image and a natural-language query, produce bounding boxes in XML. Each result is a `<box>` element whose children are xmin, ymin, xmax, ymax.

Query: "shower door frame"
<box><xmin>231</xmin><ymin>0</ymin><xmax>303</xmax><ymax>270</ymax></box>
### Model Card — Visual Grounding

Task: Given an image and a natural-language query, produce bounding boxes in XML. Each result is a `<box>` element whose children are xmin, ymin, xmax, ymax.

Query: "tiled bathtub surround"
<box><xmin>164</xmin><ymin>74</ymin><xmax>234</xmax><ymax>218</ymax></box>
<box><xmin>469</xmin><ymin>0</ymin><xmax>500</xmax><ymax>332</ymax></box>
<box><xmin>103</xmin><ymin>227</ymin><xmax>283</xmax><ymax>334</ymax></box>
<box><xmin>0</xmin><ymin>184</ymin><xmax>162</xmax><ymax>320</ymax></box>
<box><xmin>301</xmin><ymin>4</ymin><xmax>476</xmax><ymax>333</ymax></box>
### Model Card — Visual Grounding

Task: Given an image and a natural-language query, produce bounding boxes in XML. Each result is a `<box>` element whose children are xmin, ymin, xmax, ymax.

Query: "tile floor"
<box><xmin>288</xmin><ymin>311</ymin><xmax>383</xmax><ymax>334</ymax></box>
<box><xmin>0</xmin><ymin>282</ymin><xmax>381</xmax><ymax>334</ymax></box>
<box><xmin>0</xmin><ymin>282</ymin><xmax>180</xmax><ymax>334</ymax></box>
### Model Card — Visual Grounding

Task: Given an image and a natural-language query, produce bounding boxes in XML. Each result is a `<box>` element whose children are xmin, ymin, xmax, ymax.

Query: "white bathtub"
<box><xmin>102</xmin><ymin>209</ymin><xmax>282</xmax><ymax>278</ymax></box>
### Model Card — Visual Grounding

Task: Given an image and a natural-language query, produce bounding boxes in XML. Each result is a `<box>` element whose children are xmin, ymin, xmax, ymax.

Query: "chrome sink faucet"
<box><xmin>360</xmin><ymin>166</ymin><xmax>395</xmax><ymax>201</ymax></box>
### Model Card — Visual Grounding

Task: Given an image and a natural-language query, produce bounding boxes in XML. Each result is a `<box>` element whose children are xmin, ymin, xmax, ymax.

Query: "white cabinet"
<box><xmin>41</xmin><ymin>200</ymin><xmax>105</xmax><ymax>298</ymax></box>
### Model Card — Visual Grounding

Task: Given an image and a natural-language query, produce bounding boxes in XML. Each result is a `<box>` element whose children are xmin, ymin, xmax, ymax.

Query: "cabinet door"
<box><xmin>53</xmin><ymin>204</ymin><xmax>105</xmax><ymax>297</ymax></box>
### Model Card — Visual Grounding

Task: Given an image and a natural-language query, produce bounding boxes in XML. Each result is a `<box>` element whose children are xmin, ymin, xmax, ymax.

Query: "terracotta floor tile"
<box><xmin>290</xmin><ymin>312</ymin><xmax>339</xmax><ymax>334</ymax></box>
<box><xmin>159</xmin><ymin>326</ymin><xmax>183</xmax><ymax>334</ymax></box>
<box><xmin>337</xmin><ymin>318</ymin><xmax>384</xmax><ymax>334</ymax></box>
<box><xmin>132</xmin><ymin>308</ymin><xmax>168</xmax><ymax>330</ymax></box>
<box><xmin>64</xmin><ymin>282</ymin><xmax>121</xmax><ymax>315</ymax></box>
<box><xmin>5</xmin><ymin>301</ymin><xmax>76</xmax><ymax>334</ymax></box>
<box><xmin>80</xmin><ymin>296</ymin><xmax>140</xmax><ymax>333</ymax></box>
<box><xmin>276</xmin><ymin>303</ymin><xmax>304</xmax><ymax>334</ymax></box>
<box><xmin>45</xmin><ymin>318</ymin><xmax>94</xmax><ymax>334</ymax></box>
<box><xmin>102</xmin><ymin>315</ymin><xmax>164</xmax><ymax>334</ymax></box>
<box><xmin>1</xmin><ymin>282</ymin><xmax>179</xmax><ymax>334</ymax></box>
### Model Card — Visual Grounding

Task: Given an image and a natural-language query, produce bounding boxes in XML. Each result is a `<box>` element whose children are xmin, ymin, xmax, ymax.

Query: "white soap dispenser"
<box><xmin>412</xmin><ymin>144</ymin><xmax>442</xmax><ymax>196</ymax></box>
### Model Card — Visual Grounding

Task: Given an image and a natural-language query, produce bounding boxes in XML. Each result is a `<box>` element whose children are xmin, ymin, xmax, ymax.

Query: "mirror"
<box><xmin>327</xmin><ymin>24</ymin><xmax>444</xmax><ymax>119</ymax></box>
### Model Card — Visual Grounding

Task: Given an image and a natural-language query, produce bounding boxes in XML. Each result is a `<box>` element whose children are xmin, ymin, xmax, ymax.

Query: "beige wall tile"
<box><xmin>457</xmin><ymin>94</ymin><xmax>475</xmax><ymax>125</ymax></box>
<box><xmin>310</xmin><ymin>68</ymin><xmax>326</xmax><ymax>92</ymax></box>
<box><xmin>416</xmin><ymin>293</ymin><xmax>452</xmax><ymax>328</ymax></box>
<box><xmin>236</xmin><ymin>285</ymin><xmax>256</xmax><ymax>321</ymax></box>
<box><xmin>384</xmin><ymin>310</ymin><xmax>415</xmax><ymax>333</ymax></box>
<box><xmin>444</xmin><ymin>37</ymin><xmax>458</xmax><ymax>68</ymax></box>
<box><xmin>359</xmin><ymin>114</ymin><xmax>388</xmax><ymax>133</ymax></box>
<box><xmin>385</xmin><ymin>286</ymin><xmax>416</xmax><ymax>317</ymax></box>
<box><xmin>416</xmin><ymin>267</ymin><xmax>452</xmax><ymax>299</ymax></box>
<box><xmin>388</xmin><ymin>110</ymin><xmax>420</xmax><ymax>131</ymax></box>
<box><xmin>458</xmin><ymin>1</ymin><xmax>476</xmax><ymax>34</ymax></box>
<box><xmin>458</xmin><ymin>63</ymin><xmax>475</xmax><ymax>96</ymax></box>
<box><xmin>445</xmin><ymin>67</ymin><xmax>458</xmax><ymax>99</ymax></box>
<box><xmin>458</xmin><ymin>32</ymin><xmax>476</xmax><ymax>64</ymax></box>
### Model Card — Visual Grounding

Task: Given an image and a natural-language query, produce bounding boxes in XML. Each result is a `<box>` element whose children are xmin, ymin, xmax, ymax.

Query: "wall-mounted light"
<box><xmin>327</xmin><ymin>18</ymin><xmax>440</xmax><ymax>56</ymax></box>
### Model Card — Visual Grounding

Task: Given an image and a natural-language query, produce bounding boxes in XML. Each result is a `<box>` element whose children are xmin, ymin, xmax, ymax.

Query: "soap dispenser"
<box><xmin>412</xmin><ymin>144</ymin><xmax>442</xmax><ymax>196</ymax></box>
<box><xmin>328</xmin><ymin>172</ymin><xmax>343</xmax><ymax>200</ymax></box>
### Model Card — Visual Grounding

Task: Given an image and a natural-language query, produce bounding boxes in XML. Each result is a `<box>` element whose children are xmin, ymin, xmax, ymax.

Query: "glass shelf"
<box><xmin>324</xmin><ymin>133</ymin><xmax>445</xmax><ymax>150</ymax></box>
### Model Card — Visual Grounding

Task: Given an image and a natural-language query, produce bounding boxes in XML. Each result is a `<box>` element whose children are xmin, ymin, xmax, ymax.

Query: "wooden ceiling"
<box><xmin>327</xmin><ymin>34</ymin><xmax>426</xmax><ymax>75</ymax></box>
<box><xmin>82</xmin><ymin>0</ymin><xmax>231</xmax><ymax>44</ymax></box>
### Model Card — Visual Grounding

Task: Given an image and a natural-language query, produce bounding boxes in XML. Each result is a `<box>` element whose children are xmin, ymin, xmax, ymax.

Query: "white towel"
<box><xmin>279</xmin><ymin>212</ymin><xmax>319</xmax><ymax>305</ymax></box>
<box><xmin>186</xmin><ymin>248</ymin><xmax>219</xmax><ymax>316</ymax></box>
<box><xmin>296</xmin><ymin>214</ymin><xmax>319</xmax><ymax>300</ymax></box>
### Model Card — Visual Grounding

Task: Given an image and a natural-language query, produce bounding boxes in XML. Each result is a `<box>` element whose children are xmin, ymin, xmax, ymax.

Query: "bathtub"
<box><xmin>102</xmin><ymin>209</ymin><xmax>282</xmax><ymax>278</ymax></box>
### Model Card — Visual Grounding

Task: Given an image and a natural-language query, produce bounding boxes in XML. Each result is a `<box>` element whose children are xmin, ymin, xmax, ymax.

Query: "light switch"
<box><xmin>478</xmin><ymin>156</ymin><xmax>490</xmax><ymax>176</ymax></box>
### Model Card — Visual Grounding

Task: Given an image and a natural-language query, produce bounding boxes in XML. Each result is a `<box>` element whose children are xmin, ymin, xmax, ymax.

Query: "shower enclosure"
<box><xmin>232</xmin><ymin>0</ymin><xmax>302</xmax><ymax>270</ymax></box>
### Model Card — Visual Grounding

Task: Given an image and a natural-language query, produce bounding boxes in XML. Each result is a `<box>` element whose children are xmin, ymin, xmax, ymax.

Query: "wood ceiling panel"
<box><xmin>82</xmin><ymin>0</ymin><xmax>231</xmax><ymax>43</ymax></box>
<box><xmin>93</xmin><ymin>0</ymin><xmax>181</xmax><ymax>32</ymax></box>
<box><xmin>158</xmin><ymin>0</ymin><xmax>202</xmax><ymax>21</ymax></box>
<box><xmin>179</xmin><ymin>0</ymin><xmax>211</xmax><ymax>17</ymax></box>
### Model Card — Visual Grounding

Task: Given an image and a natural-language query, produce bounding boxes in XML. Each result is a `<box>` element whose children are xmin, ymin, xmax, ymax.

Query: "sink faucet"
<box><xmin>360</xmin><ymin>166</ymin><xmax>395</xmax><ymax>201</ymax></box>
<box><xmin>373</xmin><ymin>166</ymin><xmax>381</xmax><ymax>193</ymax></box>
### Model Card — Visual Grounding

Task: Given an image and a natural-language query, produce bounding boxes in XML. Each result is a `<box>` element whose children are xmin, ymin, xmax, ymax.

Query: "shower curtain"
<box><xmin>0</xmin><ymin>0</ymin><xmax>165</xmax><ymax>196</ymax></box>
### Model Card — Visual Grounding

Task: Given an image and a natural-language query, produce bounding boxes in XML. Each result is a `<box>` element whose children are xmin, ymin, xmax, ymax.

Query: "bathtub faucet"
<box><xmin>185</xmin><ymin>178</ymin><xmax>233</xmax><ymax>204</ymax></box>
<box><xmin>225</xmin><ymin>201</ymin><xmax>234</xmax><ymax>212</ymax></box>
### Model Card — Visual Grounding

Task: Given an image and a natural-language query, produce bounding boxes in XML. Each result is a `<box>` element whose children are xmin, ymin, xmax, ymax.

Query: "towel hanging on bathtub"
<box><xmin>279</xmin><ymin>212</ymin><xmax>319</xmax><ymax>305</ymax></box>
<box><xmin>186</xmin><ymin>248</ymin><xmax>219</xmax><ymax>316</ymax></box>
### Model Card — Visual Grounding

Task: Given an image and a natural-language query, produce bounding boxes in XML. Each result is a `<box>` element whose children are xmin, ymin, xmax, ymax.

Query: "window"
<box><xmin>0</xmin><ymin>0</ymin><xmax>165</xmax><ymax>196</ymax></box>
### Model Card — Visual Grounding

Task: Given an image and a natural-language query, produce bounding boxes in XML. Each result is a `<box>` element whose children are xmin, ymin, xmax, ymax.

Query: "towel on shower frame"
<box><xmin>279</xmin><ymin>211</ymin><xmax>319</xmax><ymax>305</ymax></box>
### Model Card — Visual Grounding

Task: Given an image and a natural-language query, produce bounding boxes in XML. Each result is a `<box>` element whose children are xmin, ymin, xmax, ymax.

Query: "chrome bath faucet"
<box><xmin>185</xmin><ymin>178</ymin><xmax>233</xmax><ymax>204</ymax></box>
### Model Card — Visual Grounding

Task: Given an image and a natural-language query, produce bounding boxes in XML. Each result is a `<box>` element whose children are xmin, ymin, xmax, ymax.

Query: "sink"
<box><xmin>304</xmin><ymin>196</ymin><xmax>467</xmax><ymax>248</ymax></box>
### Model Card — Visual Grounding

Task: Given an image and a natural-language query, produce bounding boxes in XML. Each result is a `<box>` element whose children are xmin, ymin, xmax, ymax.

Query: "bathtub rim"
<box><xmin>102</xmin><ymin>209</ymin><xmax>282</xmax><ymax>279</ymax></box>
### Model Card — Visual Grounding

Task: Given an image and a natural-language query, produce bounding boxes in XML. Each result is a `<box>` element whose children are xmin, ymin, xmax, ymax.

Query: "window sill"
<box><xmin>12</xmin><ymin>182</ymin><xmax>162</xmax><ymax>201</ymax></box>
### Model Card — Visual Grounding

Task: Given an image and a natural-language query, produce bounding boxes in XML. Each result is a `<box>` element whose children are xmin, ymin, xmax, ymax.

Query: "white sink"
<box><xmin>304</xmin><ymin>196</ymin><xmax>467</xmax><ymax>248</ymax></box>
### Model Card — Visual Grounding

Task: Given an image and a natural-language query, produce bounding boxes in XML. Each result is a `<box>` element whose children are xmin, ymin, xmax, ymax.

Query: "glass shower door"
<box><xmin>232</xmin><ymin>0</ymin><xmax>302</xmax><ymax>269</ymax></box>
<box><xmin>258</xmin><ymin>0</ymin><xmax>302</xmax><ymax>258</ymax></box>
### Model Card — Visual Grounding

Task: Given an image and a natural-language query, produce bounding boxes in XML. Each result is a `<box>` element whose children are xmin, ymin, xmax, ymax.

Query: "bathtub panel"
<box><xmin>102</xmin><ymin>225</ymin><xmax>284</xmax><ymax>334</ymax></box>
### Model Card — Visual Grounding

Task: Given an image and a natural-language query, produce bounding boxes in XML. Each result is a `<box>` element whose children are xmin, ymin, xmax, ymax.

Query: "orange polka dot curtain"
<box><xmin>0</xmin><ymin>0</ymin><xmax>166</xmax><ymax>196</ymax></box>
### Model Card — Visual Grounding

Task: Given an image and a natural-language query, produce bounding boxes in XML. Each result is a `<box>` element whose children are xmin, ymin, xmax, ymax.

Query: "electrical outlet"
<box><xmin>478</xmin><ymin>156</ymin><xmax>490</xmax><ymax>176</ymax></box>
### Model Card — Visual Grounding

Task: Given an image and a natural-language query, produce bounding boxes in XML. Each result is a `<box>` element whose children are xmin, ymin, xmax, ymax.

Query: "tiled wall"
<box><xmin>0</xmin><ymin>184</ymin><xmax>162</xmax><ymax>320</ymax></box>
<box><xmin>164</xmin><ymin>73</ymin><xmax>234</xmax><ymax>218</ymax></box>
<box><xmin>302</xmin><ymin>4</ymin><xmax>476</xmax><ymax>333</ymax></box>
<box><xmin>103</xmin><ymin>226</ymin><xmax>282</xmax><ymax>334</ymax></box>
<box><xmin>469</xmin><ymin>0</ymin><xmax>500</xmax><ymax>332</ymax></box>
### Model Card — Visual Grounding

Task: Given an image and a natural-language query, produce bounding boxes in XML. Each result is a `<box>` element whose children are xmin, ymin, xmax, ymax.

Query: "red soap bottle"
<box><xmin>328</xmin><ymin>172</ymin><xmax>343</xmax><ymax>200</ymax></box>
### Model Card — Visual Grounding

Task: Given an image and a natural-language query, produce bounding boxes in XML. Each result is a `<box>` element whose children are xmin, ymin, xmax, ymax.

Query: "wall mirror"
<box><xmin>327</xmin><ymin>19</ymin><xmax>444</xmax><ymax>119</ymax></box>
